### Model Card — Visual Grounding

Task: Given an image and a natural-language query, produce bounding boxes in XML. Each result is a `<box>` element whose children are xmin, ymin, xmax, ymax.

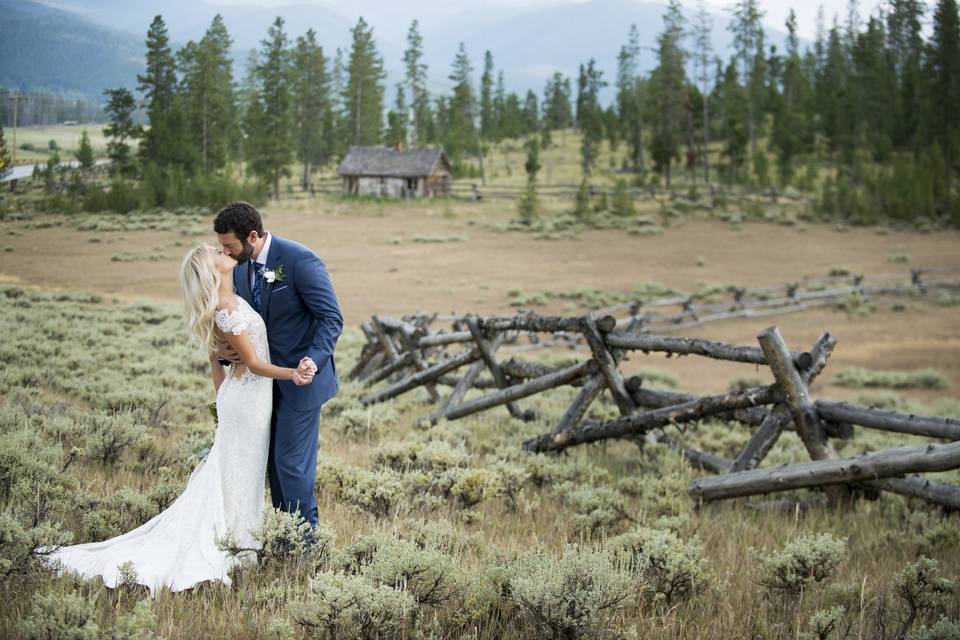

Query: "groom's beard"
<box><xmin>235</xmin><ymin>241</ymin><xmax>255</xmax><ymax>264</ymax></box>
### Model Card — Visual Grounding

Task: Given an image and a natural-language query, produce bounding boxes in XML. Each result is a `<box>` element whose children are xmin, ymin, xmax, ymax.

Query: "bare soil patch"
<box><xmin>2</xmin><ymin>198</ymin><xmax>959</xmax><ymax>400</ymax></box>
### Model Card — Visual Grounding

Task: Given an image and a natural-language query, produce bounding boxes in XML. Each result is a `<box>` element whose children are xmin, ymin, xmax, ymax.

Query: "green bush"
<box><xmin>502</xmin><ymin>544</ymin><xmax>635</xmax><ymax>640</ymax></box>
<box><xmin>361</xmin><ymin>538</ymin><xmax>462</xmax><ymax>606</ymax></box>
<box><xmin>753</xmin><ymin>533</ymin><xmax>846</xmax><ymax>594</ymax></box>
<box><xmin>608</xmin><ymin>526</ymin><xmax>709</xmax><ymax>605</ymax></box>
<box><xmin>805</xmin><ymin>605</ymin><xmax>847</xmax><ymax>640</ymax></box>
<box><xmin>15</xmin><ymin>590</ymin><xmax>99</xmax><ymax>639</ymax></box>
<box><xmin>290</xmin><ymin>571</ymin><xmax>415</xmax><ymax>640</ymax></box>
<box><xmin>894</xmin><ymin>557</ymin><xmax>956</xmax><ymax>630</ymax></box>
<box><xmin>104</xmin><ymin>599</ymin><xmax>160</xmax><ymax>640</ymax></box>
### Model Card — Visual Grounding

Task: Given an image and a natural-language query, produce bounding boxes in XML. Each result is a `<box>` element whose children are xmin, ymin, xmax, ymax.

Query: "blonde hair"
<box><xmin>180</xmin><ymin>244</ymin><xmax>220</xmax><ymax>350</ymax></box>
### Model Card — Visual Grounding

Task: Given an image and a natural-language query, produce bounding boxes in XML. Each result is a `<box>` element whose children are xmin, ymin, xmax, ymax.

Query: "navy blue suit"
<box><xmin>234</xmin><ymin>234</ymin><xmax>343</xmax><ymax>528</ymax></box>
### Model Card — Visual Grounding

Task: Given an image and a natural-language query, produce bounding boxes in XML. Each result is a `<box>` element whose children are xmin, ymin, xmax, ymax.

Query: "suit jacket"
<box><xmin>234</xmin><ymin>234</ymin><xmax>343</xmax><ymax>411</ymax></box>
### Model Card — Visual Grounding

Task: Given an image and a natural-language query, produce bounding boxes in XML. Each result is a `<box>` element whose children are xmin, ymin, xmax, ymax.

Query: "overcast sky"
<box><xmin>204</xmin><ymin>0</ymin><xmax>889</xmax><ymax>40</ymax></box>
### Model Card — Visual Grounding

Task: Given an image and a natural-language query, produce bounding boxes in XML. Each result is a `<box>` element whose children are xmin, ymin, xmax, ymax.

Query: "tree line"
<box><xmin>4</xmin><ymin>0</ymin><xmax>958</xmax><ymax>224</ymax></box>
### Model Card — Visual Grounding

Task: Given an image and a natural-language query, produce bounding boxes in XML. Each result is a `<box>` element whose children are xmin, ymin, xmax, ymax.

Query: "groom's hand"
<box><xmin>214</xmin><ymin>338</ymin><xmax>243</xmax><ymax>365</ymax></box>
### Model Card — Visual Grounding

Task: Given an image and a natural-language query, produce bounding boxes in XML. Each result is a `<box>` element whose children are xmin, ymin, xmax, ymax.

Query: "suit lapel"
<box><xmin>260</xmin><ymin>236</ymin><xmax>283</xmax><ymax>325</ymax></box>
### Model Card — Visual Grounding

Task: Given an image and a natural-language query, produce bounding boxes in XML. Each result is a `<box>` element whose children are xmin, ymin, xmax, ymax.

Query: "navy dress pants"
<box><xmin>267</xmin><ymin>395</ymin><xmax>321</xmax><ymax>529</ymax></box>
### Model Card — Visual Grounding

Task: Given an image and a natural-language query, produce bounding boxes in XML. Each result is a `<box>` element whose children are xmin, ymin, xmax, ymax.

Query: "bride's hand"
<box><xmin>292</xmin><ymin>358</ymin><xmax>316</xmax><ymax>386</ymax></box>
<box><xmin>298</xmin><ymin>357</ymin><xmax>317</xmax><ymax>374</ymax></box>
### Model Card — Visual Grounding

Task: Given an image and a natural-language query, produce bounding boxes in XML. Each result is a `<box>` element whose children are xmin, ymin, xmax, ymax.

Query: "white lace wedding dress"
<box><xmin>46</xmin><ymin>297</ymin><xmax>273</xmax><ymax>596</ymax></box>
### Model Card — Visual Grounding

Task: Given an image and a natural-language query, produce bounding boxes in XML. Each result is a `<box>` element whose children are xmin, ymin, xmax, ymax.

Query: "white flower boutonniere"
<box><xmin>262</xmin><ymin>264</ymin><xmax>285</xmax><ymax>284</ymax></box>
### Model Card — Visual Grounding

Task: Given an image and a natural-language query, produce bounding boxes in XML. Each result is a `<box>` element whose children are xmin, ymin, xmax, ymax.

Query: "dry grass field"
<box><xmin>1</xmin><ymin>193</ymin><xmax>958</xmax><ymax>639</ymax></box>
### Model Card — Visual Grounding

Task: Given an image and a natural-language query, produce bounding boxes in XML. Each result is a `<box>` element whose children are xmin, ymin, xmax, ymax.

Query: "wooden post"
<box><xmin>688</xmin><ymin>441</ymin><xmax>960</xmax><ymax>501</ymax></box>
<box><xmin>423</xmin><ymin>360</ymin><xmax>598</xmax><ymax>425</ymax></box>
<box><xmin>466</xmin><ymin>316</ymin><xmax>528</xmax><ymax>420</ymax></box>
<box><xmin>397</xmin><ymin>328</ymin><xmax>440</xmax><ymax>403</ymax></box>
<box><xmin>730</xmin><ymin>333</ymin><xmax>836</xmax><ymax>472</ymax></box>
<box><xmin>757</xmin><ymin>327</ymin><xmax>835</xmax><ymax>462</ymax></box>
<box><xmin>550</xmin><ymin>373</ymin><xmax>605</xmax><ymax>436</ymax></box>
<box><xmin>580</xmin><ymin>315</ymin><xmax>636</xmax><ymax>417</ymax></box>
<box><xmin>443</xmin><ymin>333</ymin><xmax>506</xmax><ymax>411</ymax></box>
<box><xmin>371</xmin><ymin>315</ymin><xmax>402</xmax><ymax>363</ymax></box>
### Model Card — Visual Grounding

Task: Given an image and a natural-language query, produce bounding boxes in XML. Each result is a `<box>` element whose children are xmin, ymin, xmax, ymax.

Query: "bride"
<box><xmin>46</xmin><ymin>244</ymin><xmax>316</xmax><ymax>596</ymax></box>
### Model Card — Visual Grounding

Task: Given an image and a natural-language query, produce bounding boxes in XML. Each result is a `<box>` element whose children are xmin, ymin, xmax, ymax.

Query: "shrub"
<box><xmin>0</xmin><ymin>515</ymin><xmax>72</xmax><ymax>582</ymax></box>
<box><xmin>290</xmin><ymin>571</ymin><xmax>415</xmax><ymax>640</ymax></box>
<box><xmin>105</xmin><ymin>599</ymin><xmax>160</xmax><ymax>640</ymax></box>
<box><xmin>15</xmin><ymin>590</ymin><xmax>99</xmax><ymax>640</ymax></box>
<box><xmin>560</xmin><ymin>483</ymin><xmax>634</xmax><ymax>535</ymax></box>
<box><xmin>894</xmin><ymin>557</ymin><xmax>956</xmax><ymax>630</ymax></box>
<box><xmin>84</xmin><ymin>412</ymin><xmax>147</xmax><ymax>465</ymax></box>
<box><xmin>806</xmin><ymin>605</ymin><xmax>847</xmax><ymax>640</ymax></box>
<box><xmin>754</xmin><ymin>533</ymin><xmax>846</xmax><ymax>594</ymax></box>
<box><xmin>502</xmin><ymin>544</ymin><xmax>635</xmax><ymax>640</ymax></box>
<box><xmin>608</xmin><ymin>527</ymin><xmax>709</xmax><ymax>605</ymax></box>
<box><xmin>361</xmin><ymin>538</ymin><xmax>462</xmax><ymax>606</ymax></box>
<box><xmin>908</xmin><ymin>617</ymin><xmax>960</xmax><ymax>640</ymax></box>
<box><xmin>219</xmin><ymin>508</ymin><xmax>333</xmax><ymax>564</ymax></box>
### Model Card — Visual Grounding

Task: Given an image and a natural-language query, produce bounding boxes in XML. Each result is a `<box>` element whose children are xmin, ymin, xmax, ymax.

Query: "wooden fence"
<box><xmin>348</xmin><ymin>310</ymin><xmax>960</xmax><ymax>510</ymax></box>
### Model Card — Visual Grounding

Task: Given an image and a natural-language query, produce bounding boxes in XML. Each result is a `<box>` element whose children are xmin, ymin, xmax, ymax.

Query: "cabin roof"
<box><xmin>337</xmin><ymin>146</ymin><xmax>450</xmax><ymax>178</ymax></box>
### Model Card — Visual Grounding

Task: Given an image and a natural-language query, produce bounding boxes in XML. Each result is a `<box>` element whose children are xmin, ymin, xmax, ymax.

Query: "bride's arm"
<box><xmin>208</xmin><ymin>351</ymin><xmax>226</xmax><ymax>392</ymax></box>
<box><xmin>218</xmin><ymin>327</ymin><xmax>312</xmax><ymax>384</ymax></box>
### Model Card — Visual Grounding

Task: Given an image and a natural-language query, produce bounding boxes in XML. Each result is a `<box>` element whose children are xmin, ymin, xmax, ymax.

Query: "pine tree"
<box><xmin>887</xmin><ymin>0</ymin><xmax>926</xmax><ymax>146</ymax></box>
<box><xmin>0</xmin><ymin>125</ymin><xmax>11</xmax><ymax>179</ymax></box>
<box><xmin>292</xmin><ymin>29</ymin><xmax>331</xmax><ymax>190</ymax></box>
<box><xmin>385</xmin><ymin>85</ymin><xmax>408</xmax><ymax>148</ymax></box>
<box><xmin>648</xmin><ymin>0</ymin><xmax>687</xmax><ymax>189</ymax></box>
<box><xmin>576</xmin><ymin>60</ymin><xmax>606</xmax><ymax>176</ymax></box>
<box><xmin>480</xmin><ymin>51</ymin><xmax>496</xmax><ymax>140</ymax></box>
<box><xmin>446</xmin><ymin>43</ymin><xmax>478</xmax><ymax>170</ymax></box>
<box><xmin>517</xmin><ymin>136</ymin><xmax>540</xmax><ymax>224</ymax></box>
<box><xmin>75</xmin><ymin>129</ymin><xmax>95</xmax><ymax>169</ymax></box>
<box><xmin>523</xmin><ymin>90</ymin><xmax>539</xmax><ymax>134</ymax></box>
<box><xmin>728</xmin><ymin>0</ymin><xmax>764</xmax><ymax>159</ymax></box>
<box><xmin>616</xmin><ymin>24</ymin><xmax>645</xmax><ymax>175</ymax></box>
<box><xmin>771</xmin><ymin>10</ymin><xmax>804</xmax><ymax>184</ymax></box>
<box><xmin>178</xmin><ymin>14</ymin><xmax>236</xmax><ymax>174</ymax></box>
<box><xmin>102</xmin><ymin>88</ymin><xmax>142</xmax><ymax>176</ymax></box>
<box><xmin>403</xmin><ymin>20</ymin><xmax>431</xmax><ymax>145</ymax></box>
<box><xmin>692</xmin><ymin>3</ymin><xmax>713</xmax><ymax>183</ymax></box>
<box><xmin>248</xmin><ymin>17</ymin><xmax>294</xmax><ymax>199</ymax></box>
<box><xmin>139</xmin><ymin>15</ymin><xmax>194</xmax><ymax>171</ymax></box>
<box><xmin>542</xmin><ymin>72</ymin><xmax>573</xmax><ymax>131</ymax></box>
<box><xmin>345</xmin><ymin>18</ymin><xmax>385</xmax><ymax>146</ymax></box>
<box><xmin>925</xmin><ymin>0</ymin><xmax>960</xmax><ymax>193</ymax></box>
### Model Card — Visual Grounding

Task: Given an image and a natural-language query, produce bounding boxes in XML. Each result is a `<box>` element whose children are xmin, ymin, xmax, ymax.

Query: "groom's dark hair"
<box><xmin>214</xmin><ymin>201</ymin><xmax>264</xmax><ymax>240</ymax></box>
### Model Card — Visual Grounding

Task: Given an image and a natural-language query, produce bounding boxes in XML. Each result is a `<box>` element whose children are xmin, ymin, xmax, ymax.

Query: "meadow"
<box><xmin>1</xmin><ymin>133</ymin><xmax>960</xmax><ymax>638</ymax></box>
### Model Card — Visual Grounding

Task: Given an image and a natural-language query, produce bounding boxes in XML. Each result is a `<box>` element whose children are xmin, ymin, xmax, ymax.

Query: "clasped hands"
<box><xmin>214</xmin><ymin>340</ymin><xmax>316</xmax><ymax>386</ymax></box>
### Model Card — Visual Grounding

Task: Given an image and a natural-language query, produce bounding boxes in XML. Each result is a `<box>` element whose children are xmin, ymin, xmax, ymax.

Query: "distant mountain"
<box><xmin>0</xmin><ymin>0</ymin><xmax>144</xmax><ymax>96</ymax></box>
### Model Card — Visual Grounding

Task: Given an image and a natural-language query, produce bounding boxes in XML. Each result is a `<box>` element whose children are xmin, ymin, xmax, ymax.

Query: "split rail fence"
<box><xmin>349</xmin><ymin>310</ymin><xmax>960</xmax><ymax>510</ymax></box>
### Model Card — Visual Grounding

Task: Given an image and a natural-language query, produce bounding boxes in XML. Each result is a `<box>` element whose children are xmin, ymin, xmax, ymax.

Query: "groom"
<box><xmin>213</xmin><ymin>201</ymin><xmax>343</xmax><ymax>534</ymax></box>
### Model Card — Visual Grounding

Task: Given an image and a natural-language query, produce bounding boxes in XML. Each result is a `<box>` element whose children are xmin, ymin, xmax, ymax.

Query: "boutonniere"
<box><xmin>262</xmin><ymin>264</ymin><xmax>285</xmax><ymax>284</ymax></box>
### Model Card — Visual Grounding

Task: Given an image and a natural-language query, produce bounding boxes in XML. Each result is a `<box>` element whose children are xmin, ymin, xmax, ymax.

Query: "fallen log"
<box><xmin>364</xmin><ymin>351</ymin><xmax>416</xmax><ymax>386</ymax></box>
<box><xmin>523</xmin><ymin>384</ymin><xmax>781</xmax><ymax>452</ymax></box>
<box><xmin>423</xmin><ymin>359</ymin><xmax>598</xmax><ymax>425</ymax></box>
<box><xmin>814</xmin><ymin>401</ymin><xmax>960</xmax><ymax>441</ymax></box>
<box><xmin>605</xmin><ymin>333</ymin><xmax>813</xmax><ymax>368</ymax></box>
<box><xmin>688</xmin><ymin>441</ymin><xmax>960</xmax><ymax>502</ymax></box>
<box><xmin>361</xmin><ymin>348</ymin><xmax>482</xmax><ymax>405</ymax></box>
<box><xmin>480</xmin><ymin>314</ymin><xmax>616</xmax><ymax>334</ymax></box>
